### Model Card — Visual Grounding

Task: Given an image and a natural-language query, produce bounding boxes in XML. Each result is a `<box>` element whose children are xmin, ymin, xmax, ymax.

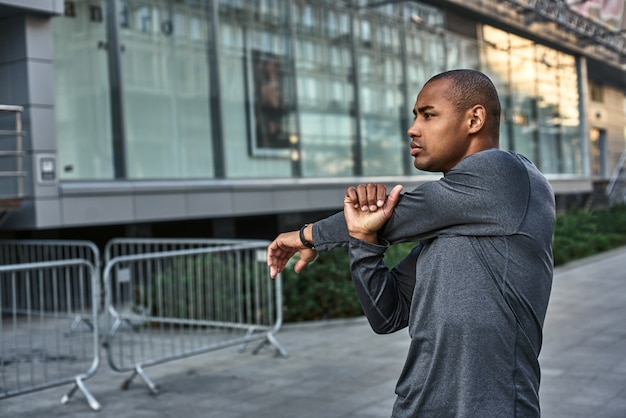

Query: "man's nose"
<box><xmin>407</xmin><ymin>120</ymin><xmax>419</xmax><ymax>138</ymax></box>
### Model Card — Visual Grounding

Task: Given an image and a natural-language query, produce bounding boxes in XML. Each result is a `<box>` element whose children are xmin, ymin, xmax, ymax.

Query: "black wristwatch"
<box><xmin>299</xmin><ymin>224</ymin><xmax>316</xmax><ymax>249</ymax></box>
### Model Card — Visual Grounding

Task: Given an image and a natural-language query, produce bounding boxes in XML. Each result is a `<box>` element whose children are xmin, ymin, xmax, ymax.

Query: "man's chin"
<box><xmin>414</xmin><ymin>161</ymin><xmax>440</xmax><ymax>173</ymax></box>
<box><xmin>413</xmin><ymin>159</ymin><xmax>429</xmax><ymax>171</ymax></box>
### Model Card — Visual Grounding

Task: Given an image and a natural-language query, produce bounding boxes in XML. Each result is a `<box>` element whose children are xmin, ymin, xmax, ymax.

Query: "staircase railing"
<box><xmin>605</xmin><ymin>149</ymin><xmax>626</xmax><ymax>207</ymax></box>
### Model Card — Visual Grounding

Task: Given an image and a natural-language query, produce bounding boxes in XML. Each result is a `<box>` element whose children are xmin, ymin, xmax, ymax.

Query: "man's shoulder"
<box><xmin>466</xmin><ymin>148</ymin><xmax>519</xmax><ymax>163</ymax></box>
<box><xmin>455</xmin><ymin>149</ymin><xmax>528</xmax><ymax>174</ymax></box>
<box><xmin>457</xmin><ymin>149</ymin><xmax>553</xmax><ymax>198</ymax></box>
<box><xmin>447</xmin><ymin>149</ymin><xmax>547</xmax><ymax>195</ymax></box>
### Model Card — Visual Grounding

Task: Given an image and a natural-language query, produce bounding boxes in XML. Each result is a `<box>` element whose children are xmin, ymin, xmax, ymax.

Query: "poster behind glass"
<box><xmin>247</xmin><ymin>50</ymin><xmax>291</xmax><ymax>157</ymax></box>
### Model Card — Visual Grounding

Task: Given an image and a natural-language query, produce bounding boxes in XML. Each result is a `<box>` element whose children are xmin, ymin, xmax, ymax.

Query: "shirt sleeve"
<box><xmin>348</xmin><ymin>239</ymin><xmax>423</xmax><ymax>333</ymax></box>
<box><xmin>312</xmin><ymin>149</ymin><xmax>530</xmax><ymax>251</ymax></box>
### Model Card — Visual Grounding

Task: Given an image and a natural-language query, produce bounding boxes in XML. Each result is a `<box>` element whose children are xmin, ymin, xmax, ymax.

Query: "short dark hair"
<box><xmin>427</xmin><ymin>69</ymin><xmax>501</xmax><ymax>137</ymax></box>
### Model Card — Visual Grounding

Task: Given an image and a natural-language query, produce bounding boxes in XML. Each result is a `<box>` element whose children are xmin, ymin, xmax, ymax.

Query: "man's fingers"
<box><xmin>267</xmin><ymin>233</ymin><xmax>300</xmax><ymax>278</ymax></box>
<box><xmin>384</xmin><ymin>184</ymin><xmax>403</xmax><ymax>211</ymax></box>
<box><xmin>267</xmin><ymin>233</ymin><xmax>318</xmax><ymax>278</ymax></box>
<box><xmin>351</xmin><ymin>183</ymin><xmax>387</xmax><ymax>211</ymax></box>
<box><xmin>269</xmin><ymin>265</ymin><xmax>280</xmax><ymax>279</ymax></box>
<box><xmin>366</xmin><ymin>183</ymin><xmax>379</xmax><ymax>211</ymax></box>
<box><xmin>346</xmin><ymin>183</ymin><xmax>395</xmax><ymax>212</ymax></box>
<box><xmin>356</xmin><ymin>184</ymin><xmax>368</xmax><ymax>211</ymax></box>
<box><xmin>345</xmin><ymin>186</ymin><xmax>359</xmax><ymax>208</ymax></box>
<box><xmin>376</xmin><ymin>185</ymin><xmax>386</xmax><ymax>208</ymax></box>
<box><xmin>268</xmin><ymin>254</ymin><xmax>288</xmax><ymax>279</ymax></box>
<box><xmin>294</xmin><ymin>256</ymin><xmax>312</xmax><ymax>273</ymax></box>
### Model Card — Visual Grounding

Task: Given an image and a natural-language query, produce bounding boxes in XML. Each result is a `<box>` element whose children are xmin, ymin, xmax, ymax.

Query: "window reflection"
<box><xmin>53</xmin><ymin>0</ymin><xmax>113</xmax><ymax>180</ymax></box>
<box><xmin>53</xmin><ymin>1</ymin><xmax>585</xmax><ymax>181</ymax></box>
<box><xmin>292</xmin><ymin>1</ymin><xmax>357</xmax><ymax>177</ymax></box>
<box><xmin>120</xmin><ymin>0</ymin><xmax>213</xmax><ymax>179</ymax></box>
<box><xmin>481</xmin><ymin>25</ymin><xmax>582</xmax><ymax>175</ymax></box>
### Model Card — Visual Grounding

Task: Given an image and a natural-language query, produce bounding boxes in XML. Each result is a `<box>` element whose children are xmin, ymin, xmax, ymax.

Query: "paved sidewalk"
<box><xmin>538</xmin><ymin>246</ymin><xmax>626</xmax><ymax>418</ymax></box>
<box><xmin>1</xmin><ymin>247</ymin><xmax>626</xmax><ymax>417</ymax></box>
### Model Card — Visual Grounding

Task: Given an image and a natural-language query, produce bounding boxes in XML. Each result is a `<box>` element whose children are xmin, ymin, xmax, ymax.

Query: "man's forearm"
<box><xmin>311</xmin><ymin>211</ymin><xmax>350</xmax><ymax>252</ymax></box>
<box><xmin>348</xmin><ymin>237</ymin><xmax>413</xmax><ymax>334</ymax></box>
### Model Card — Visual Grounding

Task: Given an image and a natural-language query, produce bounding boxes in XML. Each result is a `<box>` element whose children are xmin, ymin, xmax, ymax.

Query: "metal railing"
<box><xmin>102</xmin><ymin>241</ymin><xmax>286</xmax><ymax>394</ymax></box>
<box><xmin>0</xmin><ymin>239</ymin><xmax>100</xmax><ymax>267</ymax></box>
<box><xmin>0</xmin><ymin>238</ymin><xmax>286</xmax><ymax>411</ymax></box>
<box><xmin>606</xmin><ymin>149</ymin><xmax>626</xmax><ymax>207</ymax></box>
<box><xmin>104</xmin><ymin>237</ymin><xmax>267</xmax><ymax>263</ymax></box>
<box><xmin>0</xmin><ymin>239</ymin><xmax>103</xmax><ymax>319</ymax></box>
<box><xmin>0</xmin><ymin>105</ymin><xmax>26</xmax><ymax>209</ymax></box>
<box><xmin>0</xmin><ymin>259</ymin><xmax>101</xmax><ymax>411</ymax></box>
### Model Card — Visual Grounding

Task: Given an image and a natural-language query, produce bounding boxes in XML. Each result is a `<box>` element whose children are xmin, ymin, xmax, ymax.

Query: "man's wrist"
<box><xmin>350</xmin><ymin>231</ymin><xmax>378</xmax><ymax>244</ymax></box>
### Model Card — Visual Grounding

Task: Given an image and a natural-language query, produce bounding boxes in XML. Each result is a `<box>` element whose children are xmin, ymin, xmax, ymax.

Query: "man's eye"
<box><xmin>423</xmin><ymin>113</ymin><xmax>433</xmax><ymax>119</ymax></box>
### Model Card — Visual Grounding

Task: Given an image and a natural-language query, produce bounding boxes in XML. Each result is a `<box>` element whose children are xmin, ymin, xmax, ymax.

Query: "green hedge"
<box><xmin>281</xmin><ymin>248</ymin><xmax>363</xmax><ymax>322</ymax></box>
<box><xmin>282</xmin><ymin>204</ymin><xmax>626</xmax><ymax>322</ymax></box>
<box><xmin>552</xmin><ymin>204</ymin><xmax>626</xmax><ymax>266</ymax></box>
<box><xmin>281</xmin><ymin>243</ymin><xmax>420</xmax><ymax>322</ymax></box>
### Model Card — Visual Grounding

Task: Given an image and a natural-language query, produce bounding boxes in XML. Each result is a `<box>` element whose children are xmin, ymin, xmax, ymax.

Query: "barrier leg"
<box><xmin>60</xmin><ymin>377</ymin><xmax>101</xmax><ymax>411</ymax></box>
<box><xmin>136</xmin><ymin>365</ymin><xmax>160</xmax><ymax>395</ymax></box>
<box><xmin>266</xmin><ymin>333</ymin><xmax>289</xmax><ymax>358</ymax></box>
<box><xmin>238</xmin><ymin>328</ymin><xmax>255</xmax><ymax>353</ymax></box>
<box><xmin>69</xmin><ymin>315</ymin><xmax>95</xmax><ymax>333</ymax></box>
<box><xmin>120</xmin><ymin>369</ymin><xmax>137</xmax><ymax>390</ymax></box>
<box><xmin>251</xmin><ymin>333</ymin><xmax>288</xmax><ymax>358</ymax></box>
<box><xmin>121</xmin><ymin>365</ymin><xmax>159</xmax><ymax>395</ymax></box>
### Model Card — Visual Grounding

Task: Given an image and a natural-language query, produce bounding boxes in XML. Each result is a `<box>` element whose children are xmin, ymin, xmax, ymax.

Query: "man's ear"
<box><xmin>468</xmin><ymin>105</ymin><xmax>486</xmax><ymax>134</ymax></box>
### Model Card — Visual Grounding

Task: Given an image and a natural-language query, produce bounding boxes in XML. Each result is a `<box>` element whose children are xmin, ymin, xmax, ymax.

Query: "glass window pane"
<box><xmin>301</xmin><ymin>113</ymin><xmax>353</xmax><ymax>176</ymax></box>
<box><xmin>480</xmin><ymin>25</ymin><xmax>582</xmax><ymax>175</ymax></box>
<box><xmin>121</xmin><ymin>0</ymin><xmax>213</xmax><ymax>179</ymax></box>
<box><xmin>220</xmin><ymin>2</ymin><xmax>294</xmax><ymax>178</ymax></box>
<box><xmin>53</xmin><ymin>0</ymin><xmax>114</xmax><ymax>180</ymax></box>
<box><xmin>359</xmin><ymin>14</ymin><xmax>407</xmax><ymax>176</ymax></box>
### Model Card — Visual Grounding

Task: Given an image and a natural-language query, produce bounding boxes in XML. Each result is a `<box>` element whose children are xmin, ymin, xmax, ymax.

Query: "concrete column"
<box><xmin>0</xmin><ymin>8</ymin><xmax>62</xmax><ymax>228</ymax></box>
<box><xmin>577</xmin><ymin>55</ymin><xmax>591</xmax><ymax>177</ymax></box>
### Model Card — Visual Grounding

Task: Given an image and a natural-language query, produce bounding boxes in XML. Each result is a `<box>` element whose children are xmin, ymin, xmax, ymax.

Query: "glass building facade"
<box><xmin>52</xmin><ymin>0</ymin><xmax>586</xmax><ymax>183</ymax></box>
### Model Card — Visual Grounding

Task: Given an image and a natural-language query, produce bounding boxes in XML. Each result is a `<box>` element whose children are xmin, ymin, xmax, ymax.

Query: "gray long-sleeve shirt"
<box><xmin>312</xmin><ymin>149</ymin><xmax>555</xmax><ymax>417</ymax></box>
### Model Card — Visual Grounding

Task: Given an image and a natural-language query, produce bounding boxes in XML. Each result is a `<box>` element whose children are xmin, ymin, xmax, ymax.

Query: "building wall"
<box><xmin>2</xmin><ymin>0</ymin><xmax>625</xmax><ymax>237</ymax></box>
<box><xmin>0</xmin><ymin>5</ymin><xmax>63</xmax><ymax>228</ymax></box>
<box><xmin>587</xmin><ymin>84</ymin><xmax>626</xmax><ymax>177</ymax></box>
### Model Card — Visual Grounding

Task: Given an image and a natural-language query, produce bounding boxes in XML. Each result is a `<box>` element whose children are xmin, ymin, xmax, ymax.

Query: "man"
<box><xmin>267</xmin><ymin>69</ymin><xmax>555</xmax><ymax>417</ymax></box>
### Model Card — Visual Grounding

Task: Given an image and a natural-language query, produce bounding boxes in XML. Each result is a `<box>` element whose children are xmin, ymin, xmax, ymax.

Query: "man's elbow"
<box><xmin>366</xmin><ymin>316</ymin><xmax>406</xmax><ymax>334</ymax></box>
<box><xmin>371</xmin><ymin>325</ymin><xmax>392</xmax><ymax>335</ymax></box>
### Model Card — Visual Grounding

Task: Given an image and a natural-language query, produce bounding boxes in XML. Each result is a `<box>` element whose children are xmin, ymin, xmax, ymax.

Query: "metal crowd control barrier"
<box><xmin>0</xmin><ymin>239</ymin><xmax>100</xmax><ymax>270</ymax></box>
<box><xmin>104</xmin><ymin>237</ymin><xmax>266</xmax><ymax>261</ymax></box>
<box><xmin>0</xmin><ymin>239</ymin><xmax>103</xmax><ymax>324</ymax></box>
<box><xmin>0</xmin><ymin>260</ymin><xmax>101</xmax><ymax>411</ymax></box>
<box><xmin>102</xmin><ymin>240</ymin><xmax>286</xmax><ymax>394</ymax></box>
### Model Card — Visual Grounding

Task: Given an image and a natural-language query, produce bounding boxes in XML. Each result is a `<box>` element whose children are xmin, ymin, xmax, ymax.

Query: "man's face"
<box><xmin>407</xmin><ymin>78</ymin><xmax>472</xmax><ymax>174</ymax></box>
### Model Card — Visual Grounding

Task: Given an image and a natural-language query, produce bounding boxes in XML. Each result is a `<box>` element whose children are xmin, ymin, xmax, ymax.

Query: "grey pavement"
<box><xmin>2</xmin><ymin>246</ymin><xmax>626</xmax><ymax>418</ymax></box>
